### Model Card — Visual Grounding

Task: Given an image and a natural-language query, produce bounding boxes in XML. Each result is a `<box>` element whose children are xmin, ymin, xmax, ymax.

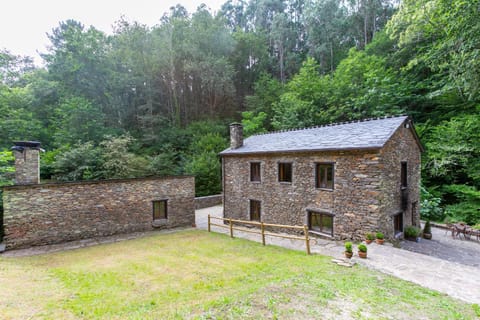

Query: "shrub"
<box><xmin>365</xmin><ymin>232</ymin><xmax>375</xmax><ymax>240</ymax></box>
<box><xmin>423</xmin><ymin>221</ymin><xmax>432</xmax><ymax>234</ymax></box>
<box><xmin>404</xmin><ymin>226</ymin><xmax>421</xmax><ymax>238</ymax></box>
<box><xmin>345</xmin><ymin>242</ymin><xmax>353</xmax><ymax>253</ymax></box>
<box><xmin>358</xmin><ymin>244</ymin><xmax>367</xmax><ymax>252</ymax></box>
<box><xmin>376</xmin><ymin>232</ymin><xmax>384</xmax><ymax>240</ymax></box>
<box><xmin>420</xmin><ymin>186</ymin><xmax>445</xmax><ymax>222</ymax></box>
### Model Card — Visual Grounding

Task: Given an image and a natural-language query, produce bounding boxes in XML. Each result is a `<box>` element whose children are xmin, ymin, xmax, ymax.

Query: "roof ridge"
<box><xmin>250</xmin><ymin>114</ymin><xmax>408</xmax><ymax>137</ymax></box>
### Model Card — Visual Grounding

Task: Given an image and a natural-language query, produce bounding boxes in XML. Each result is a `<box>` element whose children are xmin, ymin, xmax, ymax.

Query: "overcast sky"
<box><xmin>1</xmin><ymin>0</ymin><xmax>224</xmax><ymax>64</ymax></box>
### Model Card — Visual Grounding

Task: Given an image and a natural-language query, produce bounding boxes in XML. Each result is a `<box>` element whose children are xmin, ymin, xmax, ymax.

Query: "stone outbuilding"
<box><xmin>220</xmin><ymin>116</ymin><xmax>423</xmax><ymax>240</ymax></box>
<box><xmin>2</xmin><ymin>141</ymin><xmax>195</xmax><ymax>250</ymax></box>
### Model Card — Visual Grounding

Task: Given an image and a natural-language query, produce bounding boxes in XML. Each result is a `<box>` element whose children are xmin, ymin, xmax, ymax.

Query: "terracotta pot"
<box><xmin>344</xmin><ymin>251</ymin><xmax>353</xmax><ymax>259</ymax></box>
<box><xmin>376</xmin><ymin>239</ymin><xmax>384</xmax><ymax>245</ymax></box>
<box><xmin>365</xmin><ymin>239</ymin><xmax>373</xmax><ymax>244</ymax></box>
<box><xmin>423</xmin><ymin>233</ymin><xmax>432</xmax><ymax>240</ymax></box>
<box><xmin>358</xmin><ymin>251</ymin><xmax>367</xmax><ymax>259</ymax></box>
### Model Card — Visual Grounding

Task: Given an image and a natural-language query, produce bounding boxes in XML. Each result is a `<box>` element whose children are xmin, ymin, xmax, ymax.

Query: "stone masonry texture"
<box><xmin>2</xmin><ymin>176</ymin><xmax>195</xmax><ymax>249</ymax></box>
<box><xmin>13</xmin><ymin>148</ymin><xmax>40</xmax><ymax>185</ymax></box>
<box><xmin>222</xmin><ymin>124</ymin><xmax>421</xmax><ymax>241</ymax></box>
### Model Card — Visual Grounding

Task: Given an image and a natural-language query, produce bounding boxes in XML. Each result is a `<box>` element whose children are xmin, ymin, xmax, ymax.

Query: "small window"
<box><xmin>278</xmin><ymin>162</ymin><xmax>292</xmax><ymax>183</ymax></box>
<box><xmin>250</xmin><ymin>200</ymin><xmax>261</xmax><ymax>221</ymax></box>
<box><xmin>401</xmin><ymin>162</ymin><xmax>408</xmax><ymax>188</ymax></box>
<box><xmin>153</xmin><ymin>200</ymin><xmax>167</xmax><ymax>220</ymax></box>
<box><xmin>308</xmin><ymin>211</ymin><xmax>333</xmax><ymax>236</ymax></box>
<box><xmin>315</xmin><ymin>163</ymin><xmax>334</xmax><ymax>189</ymax></box>
<box><xmin>250</xmin><ymin>162</ymin><xmax>261</xmax><ymax>182</ymax></box>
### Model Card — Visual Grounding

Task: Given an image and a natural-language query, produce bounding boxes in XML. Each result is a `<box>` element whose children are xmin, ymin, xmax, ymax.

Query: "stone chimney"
<box><xmin>229</xmin><ymin>123</ymin><xmax>243</xmax><ymax>149</ymax></box>
<box><xmin>11</xmin><ymin>141</ymin><xmax>42</xmax><ymax>185</ymax></box>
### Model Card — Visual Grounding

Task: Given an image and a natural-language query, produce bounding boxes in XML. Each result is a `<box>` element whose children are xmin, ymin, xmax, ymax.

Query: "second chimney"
<box><xmin>229</xmin><ymin>123</ymin><xmax>243</xmax><ymax>149</ymax></box>
<box><xmin>11</xmin><ymin>141</ymin><xmax>42</xmax><ymax>185</ymax></box>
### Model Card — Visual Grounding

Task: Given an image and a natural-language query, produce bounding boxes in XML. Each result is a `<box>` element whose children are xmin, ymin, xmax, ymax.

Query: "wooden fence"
<box><xmin>207</xmin><ymin>215</ymin><xmax>311</xmax><ymax>255</ymax></box>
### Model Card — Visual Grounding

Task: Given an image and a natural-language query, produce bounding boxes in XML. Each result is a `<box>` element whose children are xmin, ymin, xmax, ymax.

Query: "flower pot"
<box><xmin>344</xmin><ymin>251</ymin><xmax>353</xmax><ymax>259</ymax></box>
<box><xmin>423</xmin><ymin>233</ymin><xmax>432</xmax><ymax>240</ymax></box>
<box><xmin>365</xmin><ymin>239</ymin><xmax>373</xmax><ymax>244</ymax></box>
<box><xmin>358</xmin><ymin>251</ymin><xmax>367</xmax><ymax>259</ymax></box>
<box><xmin>375</xmin><ymin>239</ymin><xmax>384</xmax><ymax>245</ymax></box>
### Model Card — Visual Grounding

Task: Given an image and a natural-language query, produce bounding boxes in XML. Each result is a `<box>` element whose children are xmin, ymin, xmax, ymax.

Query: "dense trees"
<box><xmin>0</xmin><ymin>0</ymin><xmax>478</xmax><ymax>223</ymax></box>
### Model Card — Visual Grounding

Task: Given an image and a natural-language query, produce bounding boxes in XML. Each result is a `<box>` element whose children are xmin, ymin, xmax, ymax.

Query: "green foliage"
<box><xmin>52</xmin><ymin>97</ymin><xmax>108</xmax><ymax>146</ymax></box>
<box><xmin>344</xmin><ymin>241</ymin><xmax>353</xmax><ymax>253</ymax></box>
<box><xmin>404</xmin><ymin>226</ymin><xmax>421</xmax><ymax>238</ymax></box>
<box><xmin>376</xmin><ymin>232</ymin><xmax>384</xmax><ymax>240</ymax></box>
<box><xmin>0</xmin><ymin>150</ymin><xmax>15</xmax><ymax>240</ymax></box>
<box><xmin>99</xmin><ymin>134</ymin><xmax>150</xmax><ymax>179</ymax></box>
<box><xmin>52</xmin><ymin>143</ymin><xmax>103</xmax><ymax>181</ymax></box>
<box><xmin>184</xmin><ymin>133</ymin><xmax>227</xmax><ymax>196</ymax></box>
<box><xmin>241</xmin><ymin>111</ymin><xmax>268</xmax><ymax>137</ymax></box>
<box><xmin>420</xmin><ymin>186</ymin><xmax>445</xmax><ymax>222</ymax></box>
<box><xmin>365</xmin><ymin>232</ymin><xmax>375</xmax><ymax>241</ymax></box>
<box><xmin>442</xmin><ymin>185</ymin><xmax>480</xmax><ymax>225</ymax></box>
<box><xmin>358</xmin><ymin>243</ymin><xmax>367</xmax><ymax>252</ymax></box>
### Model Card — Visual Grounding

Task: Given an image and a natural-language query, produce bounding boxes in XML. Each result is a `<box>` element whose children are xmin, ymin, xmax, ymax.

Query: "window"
<box><xmin>250</xmin><ymin>162</ymin><xmax>261</xmax><ymax>182</ymax></box>
<box><xmin>250</xmin><ymin>200</ymin><xmax>261</xmax><ymax>221</ymax></box>
<box><xmin>315</xmin><ymin>163</ymin><xmax>334</xmax><ymax>189</ymax></box>
<box><xmin>308</xmin><ymin>211</ymin><xmax>334</xmax><ymax>236</ymax></box>
<box><xmin>278</xmin><ymin>162</ymin><xmax>292</xmax><ymax>182</ymax></box>
<box><xmin>401</xmin><ymin>162</ymin><xmax>408</xmax><ymax>188</ymax></box>
<box><xmin>153</xmin><ymin>200</ymin><xmax>167</xmax><ymax>220</ymax></box>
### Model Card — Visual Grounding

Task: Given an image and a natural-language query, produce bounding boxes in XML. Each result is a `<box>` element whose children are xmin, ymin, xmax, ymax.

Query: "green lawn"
<box><xmin>0</xmin><ymin>230</ymin><xmax>478</xmax><ymax>319</ymax></box>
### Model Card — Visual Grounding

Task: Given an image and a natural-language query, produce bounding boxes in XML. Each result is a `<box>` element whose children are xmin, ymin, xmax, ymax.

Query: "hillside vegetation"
<box><xmin>0</xmin><ymin>0</ymin><xmax>479</xmax><ymax>224</ymax></box>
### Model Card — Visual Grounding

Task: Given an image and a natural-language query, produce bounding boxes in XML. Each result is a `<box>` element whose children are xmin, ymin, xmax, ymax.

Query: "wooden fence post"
<box><xmin>208</xmin><ymin>214</ymin><xmax>211</xmax><ymax>232</ymax></box>
<box><xmin>304</xmin><ymin>225</ymin><xmax>311</xmax><ymax>255</ymax></box>
<box><xmin>229</xmin><ymin>218</ymin><xmax>233</xmax><ymax>238</ymax></box>
<box><xmin>261</xmin><ymin>222</ymin><xmax>266</xmax><ymax>245</ymax></box>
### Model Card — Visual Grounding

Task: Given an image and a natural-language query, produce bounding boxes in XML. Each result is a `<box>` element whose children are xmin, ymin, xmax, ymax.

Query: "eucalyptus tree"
<box><xmin>42</xmin><ymin>20</ymin><xmax>111</xmax><ymax>109</ymax></box>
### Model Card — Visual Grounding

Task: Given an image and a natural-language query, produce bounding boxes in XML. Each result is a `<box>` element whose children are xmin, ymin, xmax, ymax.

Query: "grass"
<box><xmin>0</xmin><ymin>230</ymin><xmax>478</xmax><ymax>319</ymax></box>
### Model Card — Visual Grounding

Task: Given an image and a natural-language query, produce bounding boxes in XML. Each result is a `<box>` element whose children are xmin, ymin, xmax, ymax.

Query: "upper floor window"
<box><xmin>316</xmin><ymin>163</ymin><xmax>334</xmax><ymax>189</ymax></box>
<box><xmin>250</xmin><ymin>199</ymin><xmax>261</xmax><ymax>221</ymax></box>
<box><xmin>250</xmin><ymin>162</ymin><xmax>261</xmax><ymax>182</ymax></box>
<box><xmin>401</xmin><ymin>162</ymin><xmax>408</xmax><ymax>188</ymax></box>
<box><xmin>153</xmin><ymin>199</ymin><xmax>167</xmax><ymax>220</ymax></box>
<box><xmin>278</xmin><ymin>162</ymin><xmax>292</xmax><ymax>183</ymax></box>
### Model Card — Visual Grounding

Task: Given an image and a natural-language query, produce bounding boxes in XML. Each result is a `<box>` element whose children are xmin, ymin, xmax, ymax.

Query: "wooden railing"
<box><xmin>207</xmin><ymin>215</ymin><xmax>311</xmax><ymax>255</ymax></box>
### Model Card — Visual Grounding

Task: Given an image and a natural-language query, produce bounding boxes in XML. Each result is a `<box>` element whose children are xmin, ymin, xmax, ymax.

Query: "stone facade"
<box><xmin>222</xmin><ymin>121</ymin><xmax>422</xmax><ymax>241</ymax></box>
<box><xmin>12</xmin><ymin>143</ymin><xmax>41</xmax><ymax>185</ymax></box>
<box><xmin>2</xmin><ymin>176</ymin><xmax>195</xmax><ymax>249</ymax></box>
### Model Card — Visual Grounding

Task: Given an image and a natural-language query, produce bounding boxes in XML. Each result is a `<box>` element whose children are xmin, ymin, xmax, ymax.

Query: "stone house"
<box><xmin>220</xmin><ymin>116</ymin><xmax>423</xmax><ymax>240</ymax></box>
<box><xmin>2</xmin><ymin>141</ymin><xmax>195</xmax><ymax>250</ymax></box>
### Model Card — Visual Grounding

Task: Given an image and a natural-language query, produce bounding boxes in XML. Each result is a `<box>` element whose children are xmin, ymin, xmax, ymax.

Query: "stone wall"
<box><xmin>195</xmin><ymin>194</ymin><xmax>223</xmax><ymax>209</ymax></box>
<box><xmin>13</xmin><ymin>148</ymin><xmax>40</xmax><ymax>185</ymax></box>
<box><xmin>378</xmin><ymin>124</ymin><xmax>422</xmax><ymax>235</ymax></box>
<box><xmin>2</xmin><ymin>176</ymin><xmax>195</xmax><ymax>249</ymax></box>
<box><xmin>222</xmin><ymin>126</ymin><xmax>422</xmax><ymax>241</ymax></box>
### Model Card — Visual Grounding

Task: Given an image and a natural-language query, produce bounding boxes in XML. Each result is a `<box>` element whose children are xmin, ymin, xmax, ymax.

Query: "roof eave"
<box><xmin>220</xmin><ymin>146</ymin><xmax>383</xmax><ymax>156</ymax></box>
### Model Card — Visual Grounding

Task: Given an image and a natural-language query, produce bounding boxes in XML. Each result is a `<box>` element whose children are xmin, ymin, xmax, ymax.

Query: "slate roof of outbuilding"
<box><xmin>220</xmin><ymin>115</ymin><xmax>416</xmax><ymax>155</ymax></box>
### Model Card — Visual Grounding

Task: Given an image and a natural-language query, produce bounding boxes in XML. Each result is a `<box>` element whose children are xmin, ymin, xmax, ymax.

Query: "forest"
<box><xmin>0</xmin><ymin>0</ymin><xmax>479</xmax><ymax>227</ymax></box>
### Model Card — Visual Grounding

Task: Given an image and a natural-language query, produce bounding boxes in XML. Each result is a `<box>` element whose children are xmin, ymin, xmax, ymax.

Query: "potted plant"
<box><xmin>423</xmin><ymin>221</ymin><xmax>432</xmax><ymax>240</ymax></box>
<box><xmin>344</xmin><ymin>241</ymin><xmax>353</xmax><ymax>258</ymax></box>
<box><xmin>365</xmin><ymin>232</ymin><xmax>375</xmax><ymax>244</ymax></box>
<box><xmin>404</xmin><ymin>225</ymin><xmax>421</xmax><ymax>242</ymax></box>
<box><xmin>358</xmin><ymin>243</ymin><xmax>367</xmax><ymax>258</ymax></box>
<box><xmin>375</xmin><ymin>232</ymin><xmax>385</xmax><ymax>244</ymax></box>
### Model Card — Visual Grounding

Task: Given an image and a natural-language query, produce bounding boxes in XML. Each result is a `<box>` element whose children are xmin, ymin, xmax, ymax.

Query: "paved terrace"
<box><xmin>196</xmin><ymin>205</ymin><xmax>480</xmax><ymax>305</ymax></box>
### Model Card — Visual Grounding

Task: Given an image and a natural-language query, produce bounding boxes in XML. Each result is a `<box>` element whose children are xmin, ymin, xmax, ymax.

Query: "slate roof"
<box><xmin>220</xmin><ymin>116</ymin><xmax>414</xmax><ymax>155</ymax></box>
